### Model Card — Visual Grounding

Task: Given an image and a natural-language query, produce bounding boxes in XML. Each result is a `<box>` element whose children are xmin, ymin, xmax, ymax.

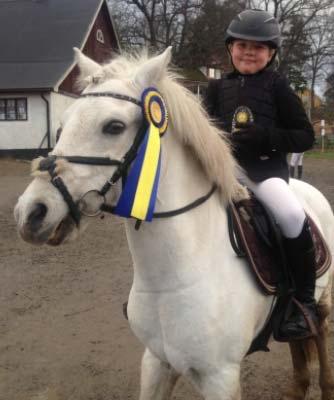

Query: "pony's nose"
<box><xmin>27</xmin><ymin>203</ymin><xmax>48</xmax><ymax>231</ymax></box>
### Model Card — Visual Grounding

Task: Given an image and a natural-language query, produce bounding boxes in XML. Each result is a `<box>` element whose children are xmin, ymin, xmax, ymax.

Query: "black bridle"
<box><xmin>37</xmin><ymin>91</ymin><xmax>217</xmax><ymax>228</ymax></box>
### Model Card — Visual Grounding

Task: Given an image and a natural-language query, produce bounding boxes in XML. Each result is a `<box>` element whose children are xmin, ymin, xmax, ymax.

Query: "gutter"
<box><xmin>0</xmin><ymin>87</ymin><xmax>52</xmax><ymax>94</ymax></box>
<box><xmin>41</xmin><ymin>93</ymin><xmax>51</xmax><ymax>150</ymax></box>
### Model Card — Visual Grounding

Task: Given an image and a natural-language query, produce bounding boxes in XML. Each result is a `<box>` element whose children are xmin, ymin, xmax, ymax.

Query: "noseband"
<box><xmin>37</xmin><ymin>90</ymin><xmax>216</xmax><ymax>227</ymax></box>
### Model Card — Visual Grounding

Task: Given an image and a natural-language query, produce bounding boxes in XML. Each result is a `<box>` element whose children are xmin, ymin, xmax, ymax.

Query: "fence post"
<box><xmin>321</xmin><ymin>119</ymin><xmax>325</xmax><ymax>153</ymax></box>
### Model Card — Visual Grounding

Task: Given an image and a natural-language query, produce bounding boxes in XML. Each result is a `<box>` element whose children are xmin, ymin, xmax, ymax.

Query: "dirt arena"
<box><xmin>0</xmin><ymin>157</ymin><xmax>333</xmax><ymax>400</ymax></box>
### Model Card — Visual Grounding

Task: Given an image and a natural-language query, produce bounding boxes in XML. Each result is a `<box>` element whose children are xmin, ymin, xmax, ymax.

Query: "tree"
<box><xmin>322</xmin><ymin>70</ymin><xmax>334</xmax><ymax>123</ymax></box>
<box><xmin>109</xmin><ymin>0</ymin><xmax>245</xmax><ymax>67</ymax></box>
<box><xmin>109</xmin><ymin>0</ymin><xmax>202</xmax><ymax>53</ymax></box>
<box><xmin>304</xmin><ymin>14</ymin><xmax>334</xmax><ymax>117</ymax></box>
<box><xmin>174</xmin><ymin>0</ymin><xmax>236</xmax><ymax>67</ymax></box>
<box><xmin>109</xmin><ymin>0</ymin><xmax>334</xmax><ymax>100</ymax></box>
<box><xmin>249</xmin><ymin>0</ymin><xmax>334</xmax><ymax>90</ymax></box>
<box><xmin>279</xmin><ymin>14</ymin><xmax>310</xmax><ymax>91</ymax></box>
<box><xmin>109</xmin><ymin>1</ymin><xmax>144</xmax><ymax>49</ymax></box>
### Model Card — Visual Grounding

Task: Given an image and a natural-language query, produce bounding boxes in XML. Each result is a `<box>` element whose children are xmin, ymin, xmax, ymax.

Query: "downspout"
<box><xmin>41</xmin><ymin>93</ymin><xmax>51</xmax><ymax>150</ymax></box>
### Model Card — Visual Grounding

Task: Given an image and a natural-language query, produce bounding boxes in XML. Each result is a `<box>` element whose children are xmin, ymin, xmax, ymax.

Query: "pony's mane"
<box><xmin>158</xmin><ymin>73</ymin><xmax>245</xmax><ymax>203</ymax></box>
<box><xmin>81</xmin><ymin>51</ymin><xmax>246</xmax><ymax>203</ymax></box>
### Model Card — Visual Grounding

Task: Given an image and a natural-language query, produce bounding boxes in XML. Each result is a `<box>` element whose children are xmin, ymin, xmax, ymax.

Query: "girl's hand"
<box><xmin>232</xmin><ymin>123</ymin><xmax>270</xmax><ymax>154</ymax></box>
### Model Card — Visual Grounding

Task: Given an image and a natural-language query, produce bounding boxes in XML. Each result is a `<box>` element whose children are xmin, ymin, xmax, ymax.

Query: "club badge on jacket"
<box><xmin>232</xmin><ymin>106</ymin><xmax>254</xmax><ymax>133</ymax></box>
<box><xmin>231</xmin><ymin>106</ymin><xmax>270</xmax><ymax>160</ymax></box>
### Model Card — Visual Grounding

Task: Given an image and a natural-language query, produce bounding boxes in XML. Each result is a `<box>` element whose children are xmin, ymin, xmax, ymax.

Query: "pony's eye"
<box><xmin>103</xmin><ymin>120</ymin><xmax>125</xmax><ymax>135</ymax></box>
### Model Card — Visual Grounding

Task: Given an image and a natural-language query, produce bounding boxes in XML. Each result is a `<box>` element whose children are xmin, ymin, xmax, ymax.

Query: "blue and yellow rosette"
<box><xmin>114</xmin><ymin>87</ymin><xmax>168</xmax><ymax>221</ymax></box>
<box><xmin>142</xmin><ymin>88</ymin><xmax>168</xmax><ymax>136</ymax></box>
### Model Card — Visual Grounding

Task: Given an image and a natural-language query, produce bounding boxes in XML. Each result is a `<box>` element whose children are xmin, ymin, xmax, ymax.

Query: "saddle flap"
<box><xmin>230</xmin><ymin>198</ymin><xmax>332</xmax><ymax>295</ymax></box>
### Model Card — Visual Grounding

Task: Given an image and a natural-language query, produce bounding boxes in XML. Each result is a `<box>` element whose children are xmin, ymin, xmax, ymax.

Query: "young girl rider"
<box><xmin>205</xmin><ymin>9</ymin><xmax>317</xmax><ymax>340</ymax></box>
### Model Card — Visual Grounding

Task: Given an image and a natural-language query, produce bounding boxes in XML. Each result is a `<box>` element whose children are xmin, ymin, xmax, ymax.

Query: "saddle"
<box><xmin>228</xmin><ymin>196</ymin><xmax>332</xmax><ymax>352</ymax></box>
<box><xmin>229</xmin><ymin>197</ymin><xmax>331</xmax><ymax>295</ymax></box>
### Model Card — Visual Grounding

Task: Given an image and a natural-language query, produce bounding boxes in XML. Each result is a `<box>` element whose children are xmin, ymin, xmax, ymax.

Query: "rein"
<box><xmin>38</xmin><ymin>90</ymin><xmax>217</xmax><ymax>227</ymax></box>
<box><xmin>101</xmin><ymin>183</ymin><xmax>217</xmax><ymax>230</ymax></box>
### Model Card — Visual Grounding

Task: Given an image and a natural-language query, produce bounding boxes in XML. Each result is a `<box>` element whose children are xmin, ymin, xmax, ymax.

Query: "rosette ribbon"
<box><xmin>114</xmin><ymin>87</ymin><xmax>168</xmax><ymax>221</ymax></box>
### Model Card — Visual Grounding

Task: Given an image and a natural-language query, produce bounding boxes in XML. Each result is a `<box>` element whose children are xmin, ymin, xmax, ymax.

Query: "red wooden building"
<box><xmin>0</xmin><ymin>0</ymin><xmax>120</xmax><ymax>157</ymax></box>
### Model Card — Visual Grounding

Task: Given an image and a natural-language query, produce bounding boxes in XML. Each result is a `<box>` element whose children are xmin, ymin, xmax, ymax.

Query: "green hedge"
<box><xmin>305</xmin><ymin>150</ymin><xmax>334</xmax><ymax>159</ymax></box>
<box><xmin>314</xmin><ymin>135</ymin><xmax>334</xmax><ymax>149</ymax></box>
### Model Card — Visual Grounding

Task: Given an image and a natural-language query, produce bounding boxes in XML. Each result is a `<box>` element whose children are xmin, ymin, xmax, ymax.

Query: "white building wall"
<box><xmin>0</xmin><ymin>91</ymin><xmax>76</xmax><ymax>150</ymax></box>
<box><xmin>0</xmin><ymin>93</ymin><xmax>49</xmax><ymax>150</ymax></box>
<box><xmin>50</xmin><ymin>92</ymin><xmax>76</xmax><ymax>148</ymax></box>
<box><xmin>199</xmin><ymin>66</ymin><xmax>222</xmax><ymax>79</ymax></box>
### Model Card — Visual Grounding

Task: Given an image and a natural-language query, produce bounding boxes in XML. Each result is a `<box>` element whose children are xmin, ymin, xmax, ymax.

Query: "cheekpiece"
<box><xmin>141</xmin><ymin>87</ymin><xmax>168</xmax><ymax>135</ymax></box>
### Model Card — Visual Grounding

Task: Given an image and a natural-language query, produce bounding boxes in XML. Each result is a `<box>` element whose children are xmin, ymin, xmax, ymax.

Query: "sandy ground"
<box><xmin>0</xmin><ymin>157</ymin><xmax>333</xmax><ymax>400</ymax></box>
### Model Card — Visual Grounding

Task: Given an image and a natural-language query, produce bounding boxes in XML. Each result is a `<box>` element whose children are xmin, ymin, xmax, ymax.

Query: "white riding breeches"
<box><xmin>290</xmin><ymin>152</ymin><xmax>304</xmax><ymax>167</ymax></box>
<box><xmin>237</xmin><ymin>173</ymin><xmax>306</xmax><ymax>239</ymax></box>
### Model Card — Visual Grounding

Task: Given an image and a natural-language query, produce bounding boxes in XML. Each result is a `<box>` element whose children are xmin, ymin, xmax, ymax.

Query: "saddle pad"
<box><xmin>231</xmin><ymin>199</ymin><xmax>332</xmax><ymax>295</ymax></box>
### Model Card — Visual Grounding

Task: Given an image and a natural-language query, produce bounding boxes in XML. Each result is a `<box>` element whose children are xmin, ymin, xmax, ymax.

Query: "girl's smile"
<box><xmin>229</xmin><ymin>39</ymin><xmax>275</xmax><ymax>74</ymax></box>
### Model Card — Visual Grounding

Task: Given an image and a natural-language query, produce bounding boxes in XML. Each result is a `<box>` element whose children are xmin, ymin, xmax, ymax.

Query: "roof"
<box><xmin>179</xmin><ymin>68</ymin><xmax>208</xmax><ymax>83</ymax></box>
<box><xmin>0</xmin><ymin>0</ymin><xmax>116</xmax><ymax>91</ymax></box>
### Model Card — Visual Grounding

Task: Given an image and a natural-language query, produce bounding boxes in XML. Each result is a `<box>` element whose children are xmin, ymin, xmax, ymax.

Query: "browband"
<box><xmin>81</xmin><ymin>92</ymin><xmax>142</xmax><ymax>107</ymax></box>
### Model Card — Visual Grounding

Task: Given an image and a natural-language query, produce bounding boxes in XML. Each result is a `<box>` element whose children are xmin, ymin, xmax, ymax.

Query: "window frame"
<box><xmin>0</xmin><ymin>97</ymin><xmax>28</xmax><ymax>121</ymax></box>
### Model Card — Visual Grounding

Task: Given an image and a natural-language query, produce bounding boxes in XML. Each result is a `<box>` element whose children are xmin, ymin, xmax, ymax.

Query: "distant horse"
<box><xmin>14</xmin><ymin>47</ymin><xmax>334</xmax><ymax>400</ymax></box>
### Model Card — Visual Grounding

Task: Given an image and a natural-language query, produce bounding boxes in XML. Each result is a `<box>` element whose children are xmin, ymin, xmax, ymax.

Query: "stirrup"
<box><xmin>279</xmin><ymin>298</ymin><xmax>318</xmax><ymax>341</ymax></box>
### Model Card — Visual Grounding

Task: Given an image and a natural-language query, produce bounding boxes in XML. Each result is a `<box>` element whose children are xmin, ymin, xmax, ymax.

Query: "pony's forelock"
<box><xmin>76</xmin><ymin>50</ymin><xmax>150</xmax><ymax>90</ymax></box>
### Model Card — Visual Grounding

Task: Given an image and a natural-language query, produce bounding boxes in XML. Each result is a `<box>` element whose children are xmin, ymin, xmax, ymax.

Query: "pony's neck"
<box><xmin>155</xmin><ymin>132</ymin><xmax>212</xmax><ymax>212</ymax></box>
<box><xmin>124</xmin><ymin>131</ymin><xmax>230</xmax><ymax>292</ymax></box>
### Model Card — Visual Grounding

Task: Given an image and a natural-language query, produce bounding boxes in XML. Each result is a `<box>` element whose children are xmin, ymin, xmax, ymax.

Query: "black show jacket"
<box><xmin>204</xmin><ymin>69</ymin><xmax>315</xmax><ymax>182</ymax></box>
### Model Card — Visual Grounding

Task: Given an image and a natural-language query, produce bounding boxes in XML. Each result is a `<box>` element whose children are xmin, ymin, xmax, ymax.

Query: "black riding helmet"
<box><xmin>225</xmin><ymin>9</ymin><xmax>282</xmax><ymax>49</ymax></box>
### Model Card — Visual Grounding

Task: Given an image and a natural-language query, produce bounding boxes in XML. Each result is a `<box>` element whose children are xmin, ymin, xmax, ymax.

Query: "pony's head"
<box><xmin>14</xmin><ymin>47</ymin><xmax>243</xmax><ymax>246</ymax></box>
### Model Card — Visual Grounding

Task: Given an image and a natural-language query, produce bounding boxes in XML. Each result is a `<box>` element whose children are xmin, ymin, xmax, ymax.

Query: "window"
<box><xmin>0</xmin><ymin>100</ymin><xmax>5</xmax><ymax>120</ymax></box>
<box><xmin>96</xmin><ymin>29</ymin><xmax>105</xmax><ymax>44</ymax></box>
<box><xmin>7</xmin><ymin>99</ymin><xmax>16</xmax><ymax>120</ymax></box>
<box><xmin>0</xmin><ymin>98</ymin><xmax>27</xmax><ymax>121</ymax></box>
<box><xmin>17</xmin><ymin>99</ymin><xmax>27</xmax><ymax>120</ymax></box>
<box><xmin>208</xmin><ymin>68</ymin><xmax>215</xmax><ymax>78</ymax></box>
<box><xmin>214</xmin><ymin>69</ymin><xmax>222</xmax><ymax>79</ymax></box>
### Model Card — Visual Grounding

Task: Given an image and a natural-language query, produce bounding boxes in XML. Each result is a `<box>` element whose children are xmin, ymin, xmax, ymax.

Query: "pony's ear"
<box><xmin>134</xmin><ymin>46</ymin><xmax>172</xmax><ymax>88</ymax></box>
<box><xmin>73</xmin><ymin>47</ymin><xmax>101</xmax><ymax>79</ymax></box>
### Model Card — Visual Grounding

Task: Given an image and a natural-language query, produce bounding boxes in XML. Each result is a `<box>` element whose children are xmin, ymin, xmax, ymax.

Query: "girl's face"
<box><xmin>229</xmin><ymin>40</ymin><xmax>275</xmax><ymax>74</ymax></box>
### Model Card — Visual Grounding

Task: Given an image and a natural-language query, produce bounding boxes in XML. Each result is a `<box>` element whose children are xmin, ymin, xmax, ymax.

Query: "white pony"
<box><xmin>15</xmin><ymin>47</ymin><xmax>334</xmax><ymax>400</ymax></box>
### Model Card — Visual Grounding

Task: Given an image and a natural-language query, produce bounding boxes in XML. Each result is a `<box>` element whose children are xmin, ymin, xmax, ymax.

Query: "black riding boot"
<box><xmin>289</xmin><ymin>166</ymin><xmax>295</xmax><ymax>178</ymax></box>
<box><xmin>297</xmin><ymin>165</ymin><xmax>303</xmax><ymax>179</ymax></box>
<box><xmin>280</xmin><ymin>219</ymin><xmax>319</xmax><ymax>340</ymax></box>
